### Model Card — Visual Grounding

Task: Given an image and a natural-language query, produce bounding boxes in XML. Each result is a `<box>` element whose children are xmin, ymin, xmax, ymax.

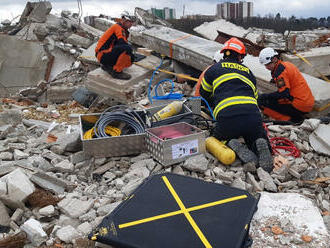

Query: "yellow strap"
<box><xmin>169</xmin><ymin>34</ymin><xmax>192</xmax><ymax>58</ymax></box>
<box><xmin>134</xmin><ymin>61</ymin><xmax>198</xmax><ymax>82</ymax></box>
<box><xmin>162</xmin><ymin>176</ymin><xmax>212</xmax><ymax>248</ymax></box>
<box><xmin>293</xmin><ymin>52</ymin><xmax>330</xmax><ymax>83</ymax></box>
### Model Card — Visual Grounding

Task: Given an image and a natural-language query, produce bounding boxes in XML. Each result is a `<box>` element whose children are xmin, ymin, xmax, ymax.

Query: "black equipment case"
<box><xmin>89</xmin><ymin>173</ymin><xmax>259</xmax><ymax>248</ymax></box>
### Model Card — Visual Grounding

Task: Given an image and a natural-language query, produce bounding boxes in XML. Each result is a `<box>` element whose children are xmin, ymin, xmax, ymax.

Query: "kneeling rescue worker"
<box><xmin>200</xmin><ymin>38</ymin><xmax>273</xmax><ymax>172</ymax></box>
<box><xmin>95</xmin><ymin>11</ymin><xmax>136</xmax><ymax>80</ymax></box>
<box><xmin>258</xmin><ymin>47</ymin><xmax>314</xmax><ymax>123</ymax></box>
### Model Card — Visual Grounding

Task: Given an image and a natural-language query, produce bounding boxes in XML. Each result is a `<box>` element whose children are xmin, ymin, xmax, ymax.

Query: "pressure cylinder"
<box><xmin>152</xmin><ymin>101</ymin><xmax>183</xmax><ymax>122</ymax></box>
<box><xmin>205</xmin><ymin>137</ymin><xmax>236</xmax><ymax>165</ymax></box>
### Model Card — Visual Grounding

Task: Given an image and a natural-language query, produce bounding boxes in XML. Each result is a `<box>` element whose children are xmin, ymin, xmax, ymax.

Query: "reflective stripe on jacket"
<box><xmin>200</xmin><ymin>58</ymin><xmax>259</xmax><ymax>118</ymax></box>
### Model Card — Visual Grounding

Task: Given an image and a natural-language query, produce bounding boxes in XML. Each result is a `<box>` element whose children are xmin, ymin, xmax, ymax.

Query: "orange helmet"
<box><xmin>220</xmin><ymin>37</ymin><xmax>246</xmax><ymax>55</ymax></box>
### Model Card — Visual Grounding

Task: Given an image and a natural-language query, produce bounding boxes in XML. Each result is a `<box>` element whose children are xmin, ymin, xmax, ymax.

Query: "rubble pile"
<box><xmin>0</xmin><ymin>104</ymin><xmax>329</xmax><ymax>247</ymax></box>
<box><xmin>0</xmin><ymin>2</ymin><xmax>330</xmax><ymax>248</ymax></box>
<box><xmin>193</xmin><ymin>19</ymin><xmax>330</xmax><ymax>51</ymax></box>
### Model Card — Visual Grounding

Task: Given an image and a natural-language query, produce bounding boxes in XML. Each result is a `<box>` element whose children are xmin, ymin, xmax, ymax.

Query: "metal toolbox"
<box><xmin>79</xmin><ymin>103</ymin><xmax>193</xmax><ymax>158</ymax></box>
<box><xmin>145</xmin><ymin>122</ymin><xmax>206</xmax><ymax>166</ymax></box>
<box><xmin>79</xmin><ymin>113</ymin><xmax>145</xmax><ymax>158</ymax></box>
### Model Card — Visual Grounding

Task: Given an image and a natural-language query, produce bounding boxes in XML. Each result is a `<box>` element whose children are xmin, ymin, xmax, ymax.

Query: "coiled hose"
<box><xmin>94</xmin><ymin>105</ymin><xmax>145</xmax><ymax>138</ymax></box>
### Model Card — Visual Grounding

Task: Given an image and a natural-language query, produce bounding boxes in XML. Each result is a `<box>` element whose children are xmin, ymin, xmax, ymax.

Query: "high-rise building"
<box><xmin>216</xmin><ymin>1</ymin><xmax>253</xmax><ymax>19</ymax></box>
<box><xmin>149</xmin><ymin>7</ymin><xmax>176</xmax><ymax>20</ymax></box>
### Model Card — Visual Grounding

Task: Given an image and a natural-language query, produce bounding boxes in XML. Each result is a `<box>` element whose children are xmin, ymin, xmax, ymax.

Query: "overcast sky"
<box><xmin>1</xmin><ymin>0</ymin><xmax>329</xmax><ymax>22</ymax></box>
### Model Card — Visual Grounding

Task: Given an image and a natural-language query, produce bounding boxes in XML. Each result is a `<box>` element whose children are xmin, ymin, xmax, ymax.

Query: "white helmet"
<box><xmin>259</xmin><ymin>47</ymin><xmax>278</xmax><ymax>65</ymax></box>
<box><xmin>121</xmin><ymin>11</ymin><xmax>136</xmax><ymax>22</ymax></box>
<box><xmin>213</xmin><ymin>50</ymin><xmax>222</xmax><ymax>63</ymax></box>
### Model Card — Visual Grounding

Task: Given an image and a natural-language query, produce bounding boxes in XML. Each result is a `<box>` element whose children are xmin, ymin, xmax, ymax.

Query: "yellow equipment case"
<box><xmin>89</xmin><ymin>173</ymin><xmax>259</xmax><ymax>248</ymax></box>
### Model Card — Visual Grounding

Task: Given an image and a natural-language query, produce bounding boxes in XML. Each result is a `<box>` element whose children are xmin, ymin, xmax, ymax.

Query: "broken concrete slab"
<box><xmin>309</xmin><ymin>124</ymin><xmax>330</xmax><ymax>156</ymax></box>
<box><xmin>130</xmin><ymin>26</ymin><xmax>330</xmax><ymax>113</ymax></box>
<box><xmin>48</xmin><ymin>48</ymin><xmax>76</xmax><ymax>81</ymax></box>
<box><xmin>250</xmin><ymin>192</ymin><xmax>330</xmax><ymax>247</ymax></box>
<box><xmin>1</xmin><ymin>169</ymin><xmax>35</xmax><ymax>202</ymax></box>
<box><xmin>65</xmin><ymin>33</ymin><xmax>93</xmax><ymax>49</ymax></box>
<box><xmin>0</xmin><ymin>200</ymin><xmax>10</xmax><ymax>227</ymax></box>
<box><xmin>62</xmin><ymin>15</ymin><xmax>103</xmax><ymax>38</ymax></box>
<box><xmin>85</xmin><ymin>55</ymin><xmax>169</xmax><ymax>103</ymax></box>
<box><xmin>94</xmin><ymin>18</ymin><xmax>115</xmax><ymax>32</ymax></box>
<box><xmin>0</xmin><ymin>34</ymin><xmax>51</xmax><ymax>97</ymax></box>
<box><xmin>58</xmin><ymin>197</ymin><xmax>94</xmax><ymax>218</ymax></box>
<box><xmin>21</xmin><ymin>218</ymin><xmax>48</xmax><ymax>246</ymax></box>
<box><xmin>30</xmin><ymin>171</ymin><xmax>71</xmax><ymax>194</ymax></box>
<box><xmin>46</xmin><ymin>85</ymin><xmax>78</xmax><ymax>103</ymax></box>
<box><xmin>79</xmin><ymin>42</ymin><xmax>98</xmax><ymax>65</ymax></box>
<box><xmin>282</xmin><ymin>47</ymin><xmax>330</xmax><ymax>78</ymax></box>
<box><xmin>19</xmin><ymin>1</ymin><xmax>52</xmax><ymax>24</ymax></box>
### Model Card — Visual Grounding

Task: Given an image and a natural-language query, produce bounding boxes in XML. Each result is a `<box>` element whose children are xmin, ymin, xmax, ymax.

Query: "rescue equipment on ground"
<box><xmin>151</xmin><ymin>101</ymin><xmax>183</xmax><ymax>122</ymax></box>
<box><xmin>145</xmin><ymin>122</ymin><xmax>206</xmax><ymax>166</ymax></box>
<box><xmin>88</xmin><ymin>173</ymin><xmax>259</xmax><ymax>248</ymax></box>
<box><xmin>205</xmin><ymin>137</ymin><xmax>236</xmax><ymax>165</ymax></box>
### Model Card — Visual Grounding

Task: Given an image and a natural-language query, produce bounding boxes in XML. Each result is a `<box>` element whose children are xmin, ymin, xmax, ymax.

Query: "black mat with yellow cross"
<box><xmin>88</xmin><ymin>173</ymin><xmax>259</xmax><ymax>248</ymax></box>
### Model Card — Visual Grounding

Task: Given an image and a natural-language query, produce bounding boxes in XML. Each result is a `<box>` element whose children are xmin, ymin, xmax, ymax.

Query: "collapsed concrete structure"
<box><xmin>0</xmin><ymin>2</ymin><xmax>330</xmax><ymax>248</ymax></box>
<box><xmin>194</xmin><ymin>19</ymin><xmax>330</xmax><ymax>78</ymax></box>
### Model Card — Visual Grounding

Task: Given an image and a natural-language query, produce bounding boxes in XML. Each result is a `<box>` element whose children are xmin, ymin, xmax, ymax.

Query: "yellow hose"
<box><xmin>83</xmin><ymin>126</ymin><xmax>121</xmax><ymax>140</ymax></box>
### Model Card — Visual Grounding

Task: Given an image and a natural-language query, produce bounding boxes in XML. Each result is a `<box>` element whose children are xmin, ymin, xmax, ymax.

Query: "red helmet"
<box><xmin>220</xmin><ymin>37</ymin><xmax>246</xmax><ymax>55</ymax></box>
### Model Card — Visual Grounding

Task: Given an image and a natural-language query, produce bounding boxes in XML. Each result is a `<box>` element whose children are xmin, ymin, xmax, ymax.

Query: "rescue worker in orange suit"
<box><xmin>200</xmin><ymin>38</ymin><xmax>273</xmax><ymax>172</ymax></box>
<box><xmin>95</xmin><ymin>11</ymin><xmax>136</xmax><ymax>80</ymax></box>
<box><xmin>258</xmin><ymin>47</ymin><xmax>314</xmax><ymax>123</ymax></box>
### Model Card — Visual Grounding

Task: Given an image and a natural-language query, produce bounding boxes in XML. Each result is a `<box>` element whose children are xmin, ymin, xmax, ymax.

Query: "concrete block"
<box><xmin>77</xmin><ymin>222</ymin><xmax>92</xmax><ymax>235</ymax></box>
<box><xmin>0</xmin><ymin>110</ymin><xmax>22</xmax><ymax>126</ymax></box>
<box><xmin>5</xmin><ymin>169</ymin><xmax>35</xmax><ymax>202</ymax></box>
<box><xmin>56</xmin><ymin>131</ymin><xmax>82</xmax><ymax>152</ymax></box>
<box><xmin>94</xmin><ymin>18</ymin><xmax>115</xmax><ymax>32</ymax></box>
<box><xmin>0</xmin><ymin>200</ymin><xmax>10</xmax><ymax>227</ymax></box>
<box><xmin>0</xmin><ymin>181</ymin><xmax>7</xmax><ymax>195</ymax></box>
<box><xmin>250</xmin><ymin>192</ymin><xmax>330</xmax><ymax>247</ymax></box>
<box><xmin>13</xmin><ymin>149</ymin><xmax>29</xmax><ymax>160</ymax></box>
<box><xmin>53</xmin><ymin>160</ymin><xmax>74</xmax><ymax>173</ymax></box>
<box><xmin>30</xmin><ymin>171</ymin><xmax>69</xmax><ymax>194</ymax></box>
<box><xmin>46</xmin><ymin>85</ymin><xmax>78</xmax><ymax>103</ymax></box>
<box><xmin>39</xmin><ymin>205</ymin><xmax>55</xmax><ymax>216</ymax></box>
<box><xmin>85</xmin><ymin>55</ymin><xmax>169</xmax><ymax>103</ymax></box>
<box><xmin>21</xmin><ymin>218</ymin><xmax>48</xmax><ymax>246</ymax></box>
<box><xmin>56</xmin><ymin>225</ymin><xmax>80</xmax><ymax>243</ymax></box>
<box><xmin>0</xmin><ymin>124</ymin><xmax>15</xmax><ymax>139</ymax></box>
<box><xmin>58</xmin><ymin>198</ymin><xmax>94</xmax><ymax>218</ymax></box>
<box><xmin>65</xmin><ymin>34</ymin><xmax>93</xmax><ymax>49</ymax></box>
<box><xmin>309</xmin><ymin>124</ymin><xmax>330</xmax><ymax>156</ymax></box>
<box><xmin>0</xmin><ymin>152</ymin><xmax>13</xmax><ymax>160</ymax></box>
<box><xmin>0</xmin><ymin>34</ymin><xmax>50</xmax><ymax>97</ymax></box>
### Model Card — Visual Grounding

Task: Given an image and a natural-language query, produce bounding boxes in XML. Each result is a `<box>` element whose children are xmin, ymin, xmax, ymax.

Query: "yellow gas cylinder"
<box><xmin>152</xmin><ymin>101</ymin><xmax>183</xmax><ymax>122</ymax></box>
<box><xmin>205</xmin><ymin>137</ymin><xmax>236</xmax><ymax>165</ymax></box>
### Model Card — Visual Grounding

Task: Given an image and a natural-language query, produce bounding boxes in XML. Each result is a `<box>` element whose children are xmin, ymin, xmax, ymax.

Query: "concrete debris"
<box><xmin>309</xmin><ymin>124</ymin><xmax>330</xmax><ymax>156</ymax></box>
<box><xmin>20</xmin><ymin>218</ymin><xmax>48</xmax><ymax>246</ymax></box>
<box><xmin>0</xmin><ymin>4</ymin><xmax>329</xmax><ymax>248</ymax></box>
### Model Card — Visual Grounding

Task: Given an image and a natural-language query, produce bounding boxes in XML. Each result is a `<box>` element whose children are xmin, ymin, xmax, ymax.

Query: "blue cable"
<box><xmin>147</xmin><ymin>58</ymin><xmax>215</xmax><ymax>120</ymax></box>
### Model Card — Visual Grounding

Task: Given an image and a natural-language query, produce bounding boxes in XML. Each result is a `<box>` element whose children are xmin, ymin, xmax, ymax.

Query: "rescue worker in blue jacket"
<box><xmin>200</xmin><ymin>38</ymin><xmax>273</xmax><ymax>172</ymax></box>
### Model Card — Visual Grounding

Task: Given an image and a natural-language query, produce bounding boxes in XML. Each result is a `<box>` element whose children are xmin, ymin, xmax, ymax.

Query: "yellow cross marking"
<box><xmin>118</xmin><ymin>176</ymin><xmax>248</xmax><ymax>248</ymax></box>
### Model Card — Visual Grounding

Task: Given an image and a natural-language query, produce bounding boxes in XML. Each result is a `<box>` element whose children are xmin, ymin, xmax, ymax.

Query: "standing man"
<box><xmin>200</xmin><ymin>38</ymin><xmax>273</xmax><ymax>172</ymax></box>
<box><xmin>95</xmin><ymin>11</ymin><xmax>136</xmax><ymax>80</ymax></box>
<box><xmin>258</xmin><ymin>47</ymin><xmax>314</xmax><ymax>123</ymax></box>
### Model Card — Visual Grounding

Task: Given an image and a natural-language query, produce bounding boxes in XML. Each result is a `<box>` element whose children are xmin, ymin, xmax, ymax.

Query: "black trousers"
<box><xmin>259</xmin><ymin>98</ymin><xmax>306</xmax><ymax>123</ymax></box>
<box><xmin>213</xmin><ymin>113</ymin><xmax>269</xmax><ymax>155</ymax></box>
<box><xmin>100</xmin><ymin>44</ymin><xmax>133</xmax><ymax>69</ymax></box>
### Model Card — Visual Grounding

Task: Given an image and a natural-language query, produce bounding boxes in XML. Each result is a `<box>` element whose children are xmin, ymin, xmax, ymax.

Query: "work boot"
<box><xmin>111</xmin><ymin>71</ymin><xmax>131</xmax><ymax>80</ymax></box>
<box><xmin>255</xmin><ymin>138</ymin><xmax>274</xmax><ymax>173</ymax></box>
<box><xmin>101</xmin><ymin>65</ymin><xmax>131</xmax><ymax>80</ymax></box>
<box><xmin>228</xmin><ymin>139</ymin><xmax>258</xmax><ymax>164</ymax></box>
